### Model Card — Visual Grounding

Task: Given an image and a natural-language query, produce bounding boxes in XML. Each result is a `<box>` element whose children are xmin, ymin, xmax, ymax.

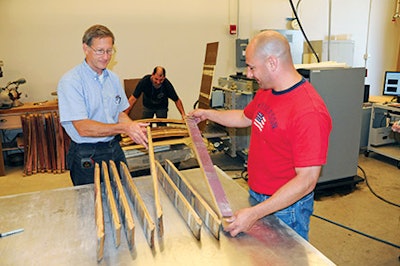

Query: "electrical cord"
<box><xmin>295</xmin><ymin>0</ymin><xmax>303</xmax><ymax>12</ymax></box>
<box><xmin>288</xmin><ymin>0</ymin><xmax>320</xmax><ymax>62</ymax></box>
<box><xmin>240</xmin><ymin>168</ymin><xmax>248</xmax><ymax>181</ymax></box>
<box><xmin>312</xmin><ymin>214</ymin><xmax>400</xmax><ymax>249</ymax></box>
<box><xmin>312</xmin><ymin>164</ymin><xmax>400</xmax><ymax>250</ymax></box>
<box><xmin>357</xmin><ymin>165</ymin><xmax>400</xmax><ymax>208</ymax></box>
<box><xmin>193</xmin><ymin>100</ymin><xmax>199</xmax><ymax>109</ymax></box>
<box><xmin>224</xmin><ymin>165</ymin><xmax>248</xmax><ymax>181</ymax></box>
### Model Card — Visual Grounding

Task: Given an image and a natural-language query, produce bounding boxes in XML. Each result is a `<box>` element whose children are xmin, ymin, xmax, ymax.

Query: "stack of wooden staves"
<box><xmin>120</xmin><ymin>118</ymin><xmax>189</xmax><ymax>147</ymax></box>
<box><xmin>20</xmin><ymin>112</ymin><xmax>70</xmax><ymax>175</ymax></box>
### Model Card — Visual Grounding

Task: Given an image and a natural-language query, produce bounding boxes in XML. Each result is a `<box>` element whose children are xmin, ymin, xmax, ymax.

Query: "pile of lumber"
<box><xmin>20</xmin><ymin>112</ymin><xmax>70</xmax><ymax>175</ymax></box>
<box><xmin>120</xmin><ymin>118</ymin><xmax>189</xmax><ymax>147</ymax></box>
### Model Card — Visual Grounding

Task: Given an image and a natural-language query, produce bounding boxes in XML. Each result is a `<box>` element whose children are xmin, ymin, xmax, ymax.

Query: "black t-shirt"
<box><xmin>133</xmin><ymin>75</ymin><xmax>179</xmax><ymax>109</ymax></box>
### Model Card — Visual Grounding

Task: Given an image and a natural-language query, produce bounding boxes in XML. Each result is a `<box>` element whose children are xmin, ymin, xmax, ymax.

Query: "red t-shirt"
<box><xmin>243</xmin><ymin>79</ymin><xmax>332</xmax><ymax>195</ymax></box>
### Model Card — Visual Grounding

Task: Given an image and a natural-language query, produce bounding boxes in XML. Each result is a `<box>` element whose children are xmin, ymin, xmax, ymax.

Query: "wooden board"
<box><xmin>185</xmin><ymin>117</ymin><xmax>233</xmax><ymax>218</ymax></box>
<box><xmin>101</xmin><ymin>161</ymin><xmax>121</xmax><ymax>247</ymax></box>
<box><xmin>120</xmin><ymin>162</ymin><xmax>155</xmax><ymax>248</ymax></box>
<box><xmin>94</xmin><ymin>163</ymin><xmax>105</xmax><ymax>262</ymax></box>
<box><xmin>20</xmin><ymin>115</ymin><xmax>31</xmax><ymax>176</ymax></box>
<box><xmin>120</xmin><ymin>127</ymin><xmax>188</xmax><ymax>146</ymax></box>
<box><xmin>155</xmin><ymin>160</ymin><xmax>202</xmax><ymax>240</ymax></box>
<box><xmin>31</xmin><ymin>114</ymin><xmax>38</xmax><ymax>174</ymax></box>
<box><xmin>53</xmin><ymin>112</ymin><xmax>61</xmax><ymax>173</ymax></box>
<box><xmin>147</xmin><ymin>127</ymin><xmax>164</xmax><ymax>237</ymax></box>
<box><xmin>135</xmin><ymin>118</ymin><xmax>185</xmax><ymax>125</ymax></box>
<box><xmin>109</xmin><ymin>160</ymin><xmax>135</xmax><ymax>249</ymax></box>
<box><xmin>164</xmin><ymin>159</ymin><xmax>221</xmax><ymax>239</ymax></box>
<box><xmin>120</xmin><ymin>118</ymin><xmax>188</xmax><ymax>146</ymax></box>
<box><xmin>34</xmin><ymin>114</ymin><xmax>44</xmax><ymax>172</ymax></box>
<box><xmin>198</xmin><ymin>42</ymin><xmax>219</xmax><ymax>110</ymax></box>
<box><xmin>122</xmin><ymin>136</ymin><xmax>191</xmax><ymax>151</ymax></box>
<box><xmin>37</xmin><ymin>114</ymin><xmax>48</xmax><ymax>172</ymax></box>
<box><xmin>197</xmin><ymin>42</ymin><xmax>219</xmax><ymax>130</ymax></box>
<box><xmin>123</xmin><ymin>78</ymin><xmax>142</xmax><ymax>121</ymax></box>
<box><xmin>44</xmin><ymin>113</ymin><xmax>56</xmax><ymax>173</ymax></box>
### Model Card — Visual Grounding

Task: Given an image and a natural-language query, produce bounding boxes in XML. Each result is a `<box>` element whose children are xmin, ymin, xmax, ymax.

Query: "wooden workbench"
<box><xmin>0</xmin><ymin>100</ymin><xmax>58</xmax><ymax>175</ymax></box>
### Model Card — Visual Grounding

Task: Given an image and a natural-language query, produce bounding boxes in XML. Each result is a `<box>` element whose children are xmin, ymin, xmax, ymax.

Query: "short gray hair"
<box><xmin>82</xmin><ymin>24</ymin><xmax>115</xmax><ymax>46</ymax></box>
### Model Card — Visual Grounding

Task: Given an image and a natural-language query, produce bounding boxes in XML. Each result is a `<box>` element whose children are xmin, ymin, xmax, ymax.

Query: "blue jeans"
<box><xmin>249</xmin><ymin>189</ymin><xmax>314</xmax><ymax>240</ymax></box>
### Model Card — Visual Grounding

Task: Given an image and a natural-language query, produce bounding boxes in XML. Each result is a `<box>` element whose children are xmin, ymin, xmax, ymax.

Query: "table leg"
<box><xmin>0</xmin><ymin>140</ymin><xmax>5</xmax><ymax>176</ymax></box>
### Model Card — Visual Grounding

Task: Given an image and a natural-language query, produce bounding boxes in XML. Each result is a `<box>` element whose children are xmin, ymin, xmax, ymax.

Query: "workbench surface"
<box><xmin>0</xmin><ymin>100</ymin><xmax>58</xmax><ymax>115</ymax></box>
<box><xmin>0</xmin><ymin>168</ymin><xmax>335</xmax><ymax>265</ymax></box>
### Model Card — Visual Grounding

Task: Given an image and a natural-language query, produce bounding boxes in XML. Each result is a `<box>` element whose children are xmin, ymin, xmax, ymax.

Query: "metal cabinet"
<box><xmin>306</xmin><ymin>67</ymin><xmax>366</xmax><ymax>185</ymax></box>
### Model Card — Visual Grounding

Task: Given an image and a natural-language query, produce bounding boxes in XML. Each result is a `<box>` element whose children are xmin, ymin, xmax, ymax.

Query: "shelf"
<box><xmin>366</xmin><ymin>143</ymin><xmax>400</xmax><ymax>161</ymax></box>
<box><xmin>1</xmin><ymin>136</ymin><xmax>24</xmax><ymax>152</ymax></box>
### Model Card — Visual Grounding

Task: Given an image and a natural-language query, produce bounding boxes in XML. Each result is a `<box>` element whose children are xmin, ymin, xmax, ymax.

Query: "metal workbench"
<box><xmin>0</xmin><ymin>168</ymin><xmax>335</xmax><ymax>265</ymax></box>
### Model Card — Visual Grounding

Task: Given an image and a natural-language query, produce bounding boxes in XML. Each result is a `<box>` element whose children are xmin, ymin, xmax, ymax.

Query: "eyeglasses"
<box><xmin>89</xmin><ymin>46</ymin><xmax>116</xmax><ymax>55</ymax></box>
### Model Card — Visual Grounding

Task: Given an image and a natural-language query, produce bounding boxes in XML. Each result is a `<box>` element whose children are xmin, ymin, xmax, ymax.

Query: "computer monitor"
<box><xmin>383</xmin><ymin>71</ymin><xmax>400</xmax><ymax>103</ymax></box>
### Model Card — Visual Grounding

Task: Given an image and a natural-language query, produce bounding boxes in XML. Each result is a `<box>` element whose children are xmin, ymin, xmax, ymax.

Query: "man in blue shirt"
<box><xmin>57</xmin><ymin>24</ymin><xmax>149</xmax><ymax>186</ymax></box>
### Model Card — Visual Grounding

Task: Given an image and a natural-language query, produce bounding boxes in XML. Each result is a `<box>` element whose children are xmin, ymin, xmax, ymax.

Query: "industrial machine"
<box><xmin>0</xmin><ymin>60</ymin><xmax>25</xmax><ymax>109</ymax></box>
<box><xmin>204</xmin><ymin>74</ymin><xmax>258</xmax><ymax>161</ymax></box>
<box><xmin>0</xmin><ymin>78</ymin><xmax>25</xmax><ymax>109</ymax></box>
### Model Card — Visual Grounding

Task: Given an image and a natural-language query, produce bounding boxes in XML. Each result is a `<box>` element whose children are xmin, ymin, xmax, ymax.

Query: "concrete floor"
<box><xmin>0</xmin><ymin>153</ymin><xmax>399</xmax><ymax>265</ymax></box>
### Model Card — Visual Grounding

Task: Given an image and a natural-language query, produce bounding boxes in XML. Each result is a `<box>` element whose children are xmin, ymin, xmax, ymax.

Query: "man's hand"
<box><xmin>187</xmin><ymin>109</ymin><xmax>208</xmax><ymax>124</ymax></box>
<box><xmin>125</xmin><ymin>121</ymin><xmax>149</xmax><ymax>148</ymax></box>
<box><xmin>392</xmin><ymin>120</ymin><xmax>400</xmax><ymax>133</ymax></box>
<box><xmin>223</xmin><ymin>207</ymin><xmax>260</xmax><ymax>237</ymax></box>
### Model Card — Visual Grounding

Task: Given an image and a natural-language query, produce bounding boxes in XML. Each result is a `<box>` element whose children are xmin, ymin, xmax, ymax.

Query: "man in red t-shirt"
<box><xmin>189</xmin><ymin>30</ymin><xmax>332</xmax><ymax>240</ymax></box>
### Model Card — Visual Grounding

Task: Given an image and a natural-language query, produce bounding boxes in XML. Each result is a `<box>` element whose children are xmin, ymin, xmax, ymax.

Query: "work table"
<box><xmin>0</xmin><ymin>100</ymin><xmax>58</xmax><ymax>116</ymax></box>
<box><xmin>0</xmin><ymin>167</ymin><xmax>335</xmax><ymax>265</ymax></box>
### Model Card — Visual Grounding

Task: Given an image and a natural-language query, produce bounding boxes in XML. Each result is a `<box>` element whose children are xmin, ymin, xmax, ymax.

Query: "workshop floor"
<box><xmin>0</xmin><ymin>153</ymin><xmax>398</xmax><ymax>266</ymax></box>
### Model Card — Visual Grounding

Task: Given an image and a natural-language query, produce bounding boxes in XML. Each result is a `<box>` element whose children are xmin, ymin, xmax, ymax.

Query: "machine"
<box><xmin>205</xmin><ymin>73</ymin><xmax>258</xmax><ymax>161</ymax></box>
<box><xmin>0</xmin><ymin>60</ymin><xmax>25</xmax><ymax>108</ymax></box>
<box><xmin>0</xmin><ymin>78</ymin><xmax>25</xmax><ymax>109</ymax></box>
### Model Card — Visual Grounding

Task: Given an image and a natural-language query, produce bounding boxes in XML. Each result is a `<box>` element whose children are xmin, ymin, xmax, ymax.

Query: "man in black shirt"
<box><xmin>125</xmin><ymin>66</ymin><xmax>185</xmax><ymax>122</ymax></box>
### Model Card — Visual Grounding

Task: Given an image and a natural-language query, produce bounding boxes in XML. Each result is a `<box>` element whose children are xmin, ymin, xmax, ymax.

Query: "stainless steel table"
<box><xmin>0</xmin><ymin>168</ymin><xmax>335</xmax><ymax>265</ymax></box>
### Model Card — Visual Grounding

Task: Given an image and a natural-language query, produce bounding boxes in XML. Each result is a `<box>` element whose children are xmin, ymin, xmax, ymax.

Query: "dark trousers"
<box><xmin>142</xmin><ymin>106</ymin><xmax>168</xmax><ymax>126</ymax></box>
<box><xmin>66</xmin><ymin>137</ymin><xmax>127</xmax><ymax>186</ymax></box>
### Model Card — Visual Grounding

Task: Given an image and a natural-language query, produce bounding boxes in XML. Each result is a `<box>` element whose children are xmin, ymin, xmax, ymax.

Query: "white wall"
<box><xmin>0</xmin><ymin>0</ymin><xmax>399</xmax><ymax>119</ymax></box>
<box><xmin>240</xmin><ymin>0</ymin><xmax>399</xmax><ymax>97</ymax></box>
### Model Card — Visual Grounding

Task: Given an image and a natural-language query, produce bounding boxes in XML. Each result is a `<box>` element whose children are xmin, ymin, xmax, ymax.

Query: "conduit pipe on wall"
<box><xmin>393</xmin><ymin>0</ymin><xmax>400</xmax><ymax>21</ymax></box>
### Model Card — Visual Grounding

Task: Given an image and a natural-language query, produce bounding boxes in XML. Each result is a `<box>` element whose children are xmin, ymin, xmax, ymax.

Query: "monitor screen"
<box><xmin>383</xmin><ymin>71</ymin><xmax>400</xmax><ymax>102</ymax></box>
<box><xmin>383</xmin><ymin>71</ymin><xmax>400</xmax><ymax>96</ymax></box>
